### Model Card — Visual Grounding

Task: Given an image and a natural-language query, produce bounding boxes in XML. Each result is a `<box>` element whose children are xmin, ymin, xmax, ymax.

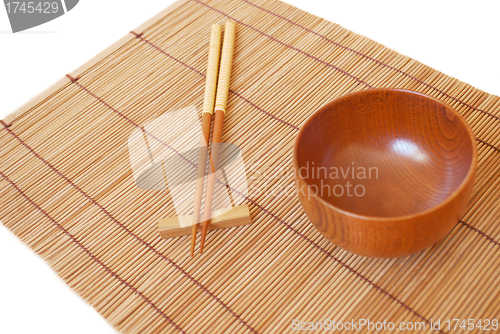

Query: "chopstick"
<box><xmin>200</xmin><ymin>21</ymin><xmax>236</xmax><ymax>254</ymax></box>
<box><xmin>190</xmin><ymin>24</ymin><xmax>222</xmax><ymax>256</ymax></box>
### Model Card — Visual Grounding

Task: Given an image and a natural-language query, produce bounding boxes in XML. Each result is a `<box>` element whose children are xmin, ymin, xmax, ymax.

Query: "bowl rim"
<box><xmin>293</xmin><ymin>88</ymin><xmax>478</xmax><ymax>221</ymax></box>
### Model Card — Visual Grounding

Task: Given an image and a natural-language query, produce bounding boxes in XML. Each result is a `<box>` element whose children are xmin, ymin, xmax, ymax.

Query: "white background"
<box><xmin>0</xmin><ymin>1</ymin><xmax>499</xmax><ymax>333</ymax></box>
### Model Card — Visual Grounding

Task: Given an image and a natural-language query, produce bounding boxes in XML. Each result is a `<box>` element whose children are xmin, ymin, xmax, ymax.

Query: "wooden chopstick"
<box><xmin>200</xmin><ymin>21</ymin><xmax>237</xmax><ymax>254</ymax></box>
<box><xmin>190</xmin><ymin>24</ymin><xmax>222</xmax><ymax>256</ymax></box>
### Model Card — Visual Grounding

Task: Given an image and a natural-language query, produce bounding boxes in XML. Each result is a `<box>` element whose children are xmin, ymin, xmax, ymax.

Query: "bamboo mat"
<box><xmin>1</xmin><ymin>0</ymin><xmax>500</xmax><ymax>333</ymax></box>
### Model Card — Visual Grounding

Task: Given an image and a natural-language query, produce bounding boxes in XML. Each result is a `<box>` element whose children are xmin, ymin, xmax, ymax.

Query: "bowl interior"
<box><xmin>295</xmin><ymin>89</ymin><xmax>475</xmax><ymax>218</ymax></box>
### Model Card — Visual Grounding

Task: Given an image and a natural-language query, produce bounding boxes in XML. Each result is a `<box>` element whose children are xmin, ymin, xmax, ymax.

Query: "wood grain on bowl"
<box><xmin>294</xmin><ymin>89</ymin><xmax>477</xmax><ymax>258</ymax></box>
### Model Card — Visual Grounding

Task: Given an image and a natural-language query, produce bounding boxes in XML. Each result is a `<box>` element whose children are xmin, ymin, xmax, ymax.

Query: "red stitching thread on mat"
<box><xmin>65</xmin><ymin>76</ymin><xmax>199</xmax><ymax>170</ymax></box>
<box><xmin>130</xmin><ymin>33</ymin><xmax>204</xmax><ymax>76</ymax></box>
<box><xmin>240</xmin><ymin>0</ymin><xmax>500</xmax><ymax>122</ymax></box>
<box><xmin>190</xmin><ymin>0</ymin><xmax>371</xmax><ymax>89</ymax></box>
<box><xmin>476</xmin><ymin>138</ymin><xmax>500</xmax><ymax>153</ymax></box>
<box><xmin>130</xmin><ymin>31</ymin><xmax>144</xmax><ymax>38</ymax></box>
<box><xmin>230</xmin><ymin>90</ymin><xmax>300</xmax><ymax>130</ymax></box>
<box><xmin>3</xmin><ymin>84</ymin><xmax>259</xmax><ymax>334</ymax></box>
<box><xmin>131</xmin><ymin>33</ymin><xmax>300</xmax><ymax>131</ymax></box>
<box><xmin>61</xmin><ymin>81</ymin><xmax>444</xmax><ymax>334</ymax></box>
<box><xmin>0</xmin><ymin>171</ymin><xmax>185</xmax><ymax>334</ymax></box>
<box><xmin>459</xmin><ymin>220</ymin><xmax>500</xmax><ymax>247</ymax></box>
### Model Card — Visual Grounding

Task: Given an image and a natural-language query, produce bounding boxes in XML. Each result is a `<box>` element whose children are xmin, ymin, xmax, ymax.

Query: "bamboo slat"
<box><xmin>1</xmin><ymin>0</ymin><xmax>499</xmax><ymax>333</ymax></box>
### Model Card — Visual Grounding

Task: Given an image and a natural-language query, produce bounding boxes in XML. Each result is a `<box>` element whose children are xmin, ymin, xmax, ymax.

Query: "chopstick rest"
<box><xmin>159</xmin><ymin>204</ymin><xmax>251</xmax><ymax>239</ymax></box>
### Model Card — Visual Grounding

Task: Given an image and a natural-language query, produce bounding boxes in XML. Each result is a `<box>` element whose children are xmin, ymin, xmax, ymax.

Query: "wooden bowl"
<box><xmin>293</xmin><ymin>89</ymin><xmax>477</xmax><ymax>258</ymax></box>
